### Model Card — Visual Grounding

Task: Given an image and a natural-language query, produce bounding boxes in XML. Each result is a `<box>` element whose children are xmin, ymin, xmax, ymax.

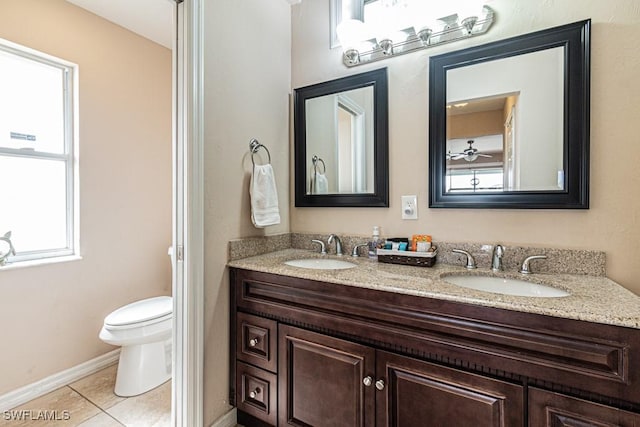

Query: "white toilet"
<box><xmin>99</xmin><ymin>295</ymin><xmax>172</xmax><ymax>397</ymax></box>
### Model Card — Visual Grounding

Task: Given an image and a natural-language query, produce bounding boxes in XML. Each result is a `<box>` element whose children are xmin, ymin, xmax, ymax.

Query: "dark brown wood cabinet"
<box><xmin>277</xmin><ymin>325</ymin><xmax>523</xmax><ymax>427</ymax></box>
<box><xmin>230</xmin><ymin>268</ymin><xmax>640</xmax><ymax>427</ymax></box>
<box><xmin>279</xmin><ymin>325</ymin><xmax>375</xmax><ymax>427</ymax></box>
<box><xmin>528</xmin><ymin>388</ymin><xmax>640</xmax><ymax>426</ymax></box>
<box><xmin>377</xmin><ymin>350</ymin><xmax>523</xmax><ymax>427</ymax></box>
<box><xmin>235</xmin><ymin>312</ymin><xmax>279</xmax><ymax>425</ymax></box>
<box><xmin>236</xmin><ymin>361</ymin><xmax>278</xmax><ymax>425</ymax></box>
<box><xmin>237</xmin><ymin>312</ymin><xmax>278</xmax><ymax>373</ymax></box>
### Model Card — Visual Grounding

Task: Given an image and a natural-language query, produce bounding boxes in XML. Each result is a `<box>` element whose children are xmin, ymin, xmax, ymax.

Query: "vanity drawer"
<box><xmin>237</xmin><ymin>312</ymin><xmax>277</xmax><ymax>372</ymax></box>
<box><xmin>236</xmin><ymin>361</ymin><xmax>277</xmax><ymax>426</ymax></box>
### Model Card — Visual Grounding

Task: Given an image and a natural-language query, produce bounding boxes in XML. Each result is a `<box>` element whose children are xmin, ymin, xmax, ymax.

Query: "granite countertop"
<box><xmin>228</xmin><ymin>248</ymin><xmax>640</xmax><ymax>329</ymax></box>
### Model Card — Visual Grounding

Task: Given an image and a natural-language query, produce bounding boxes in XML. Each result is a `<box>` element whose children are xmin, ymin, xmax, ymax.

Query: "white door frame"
<box><xmin>172</xmin><ymin>0</ymin><xmax>204</xmax><ymax>426</ymax></box>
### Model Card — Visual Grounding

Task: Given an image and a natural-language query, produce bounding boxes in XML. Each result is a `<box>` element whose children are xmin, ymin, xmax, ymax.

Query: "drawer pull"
<box><xmin>249</xmin><ymin>338</ymin><xmax>260</xmax><ymax>347</ymax></box>
<box><xmin>249</xmin><ymin>387</ymin><xmax>261</xmax><ymax>399</ymax></box>
<box><xmin>375</xmin><ymin>379</ymin><xmax>385</xmax><ymax>391</ymax></box>
<box><xmin>363</xmin><ymin>376</ymin><xmax>373</xmax><ymax>387</ymax></box>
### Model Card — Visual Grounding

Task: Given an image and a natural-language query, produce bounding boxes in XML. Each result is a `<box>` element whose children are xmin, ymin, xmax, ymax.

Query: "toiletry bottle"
<box><xmin>368</xmin><ymin>226</ymin><xmax>384</xmax><ymax>259</ymax></box>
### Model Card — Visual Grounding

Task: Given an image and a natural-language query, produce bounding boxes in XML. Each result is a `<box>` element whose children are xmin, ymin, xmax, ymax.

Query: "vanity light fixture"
<box><xmin>336</xmin><ymin>4</ymin><xmax>495</xmax><ymax>67</ymax></box>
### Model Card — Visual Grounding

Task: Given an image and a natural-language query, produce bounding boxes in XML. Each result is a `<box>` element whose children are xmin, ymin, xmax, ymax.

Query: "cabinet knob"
<box><xmin>363</xmin><ymin>376</ymin><xmax>373</xmax><ymax>387</ymax></box>
<box><xmin>249</xmin><ymin>337</ymin><xmax>259</xmax><ymax>347</ymax></box>
<box><xmin>375</xmin><ymin>379</ymin><xmax>385</xmax><ymax>391</ymax></box>
<box><xmin>249</xmin><ymin>387</ymin><xmax>261</xmax><ymax>399</ymax></box>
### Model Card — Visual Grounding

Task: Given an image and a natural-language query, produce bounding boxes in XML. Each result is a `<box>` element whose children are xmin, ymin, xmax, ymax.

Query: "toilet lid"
<box><xmin>105</xmin><ymin>296</ymin><xmax>172</xmax><ymax>326</ymax></box>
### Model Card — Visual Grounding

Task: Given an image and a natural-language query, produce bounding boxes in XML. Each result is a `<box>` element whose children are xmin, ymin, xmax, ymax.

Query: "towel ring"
<box><xmin>312</xmin><ymin>155</ymin><xmax>326</xmax><ymax>174</ymax></box>
<box><xmin>249</xmin><ymin>138</ymin><xmax>271</xmax><ymax>166</ymax></box>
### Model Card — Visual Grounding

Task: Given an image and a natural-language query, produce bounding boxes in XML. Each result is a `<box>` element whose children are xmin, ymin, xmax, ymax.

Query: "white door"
<box><xmin>172</xmin><ymin>1</ymin><xmax>204</xmax><ymax>426</ymax></box>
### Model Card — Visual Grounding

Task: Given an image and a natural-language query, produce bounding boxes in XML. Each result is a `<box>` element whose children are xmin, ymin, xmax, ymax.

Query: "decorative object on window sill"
<box><xmin>0</xmin><ymin>231</ymin><xmax>16</xmax><ymax>266</ymax></box>
<box><xmin>336</xmin><ymin>5</ymin><xmax>495</xmax><ymax>67</ymax></box>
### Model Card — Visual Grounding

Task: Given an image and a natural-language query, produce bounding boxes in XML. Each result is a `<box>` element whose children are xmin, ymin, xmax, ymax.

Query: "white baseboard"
<box><xmin>0</xmin><ymin>349</ymin><xmax>120</xmax><ymax>412</ymax></box>
<box><xmin>209</xmin><ymin>407</ymin><xmax>237</xmax><ymax>427</ymax></box>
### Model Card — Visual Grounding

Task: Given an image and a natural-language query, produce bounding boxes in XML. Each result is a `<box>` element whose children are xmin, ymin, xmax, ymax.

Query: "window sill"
<box><xmin>0</xmin><ymin>255</ymin><xmax>83</xmax><ymax>271</ymax></box>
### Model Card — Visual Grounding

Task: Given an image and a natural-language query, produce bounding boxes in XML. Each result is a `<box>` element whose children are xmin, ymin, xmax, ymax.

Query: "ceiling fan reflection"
<box><xmin>447</xmin><ymin>140</ymin><xmax>492</xmax><ymax>162</ymax></box>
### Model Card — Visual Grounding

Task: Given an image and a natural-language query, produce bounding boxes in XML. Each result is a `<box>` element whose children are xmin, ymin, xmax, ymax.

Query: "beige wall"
<box><xmin>0</xmin><ymin>0</ymin><xmax>172</xmax><ymax>394</ymax></box>
<box><xmin>202</xmin><ymin>0</ymin><xmax>291</xmax><ymax>424</ymax></box>
<box><xmin>290</xmin><ymin>0</ymin><xmax>640</xmax><ymax>295</ymax></box>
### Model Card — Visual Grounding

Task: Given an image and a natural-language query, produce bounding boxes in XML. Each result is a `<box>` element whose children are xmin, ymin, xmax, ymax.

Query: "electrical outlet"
<box><xmin>401</xmin><ymin>195</ymin><xmax>418</xmax><ymax>220</ymax></box>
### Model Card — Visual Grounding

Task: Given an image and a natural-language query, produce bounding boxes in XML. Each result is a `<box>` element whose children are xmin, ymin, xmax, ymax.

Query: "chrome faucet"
<box><xmin>520</xmin><ymin>255</ymin><xmax>547</xmax><ymax>274</ymax></box>
<box><xmin>327</xmin><ymin>234</ymin><xmax>343</xmax><ymax>256</ymax></box>
<box><xmin>452</xmin><ymin>249</ymin><xmax>476</xmax><ymax>269</ymax></box>
<box><xmin>491</xmin><ymin>244</ymin><xmax>504</xmax><ymax>272</ymax></box>
<box><xmin>0</xmin><ymin>231</ymin><xmax>16</xmax><ymax>266</ymax></box>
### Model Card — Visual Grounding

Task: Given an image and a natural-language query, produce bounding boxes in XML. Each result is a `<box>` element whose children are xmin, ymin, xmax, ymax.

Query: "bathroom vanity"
<box><xmin>228</xmin><ymin>249</ymin><xmax>640</xmax><ymax>426</ymax></box>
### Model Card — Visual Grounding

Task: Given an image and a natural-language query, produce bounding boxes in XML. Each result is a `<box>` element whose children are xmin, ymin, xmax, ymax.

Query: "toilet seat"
<box><xmin>100</xmin><ymin>296</ymin><xmax>173</xmax><ymax>346</ymax></box>
<box><xmin>104</xmin><ymin>296</ymin><xmax>172</xmax><ymax>327</ymax></box>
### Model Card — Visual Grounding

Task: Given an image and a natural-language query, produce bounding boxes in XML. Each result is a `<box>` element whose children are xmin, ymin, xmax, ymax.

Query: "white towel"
<box><xmin>250</xmin><ymin>164</ymin><xmax>281</xmax><ymax>228</ymax></box>
<box><xmin>312</xmin><ymin>172</ymin><xmax>329</xmax><ymax>194</ymax></box>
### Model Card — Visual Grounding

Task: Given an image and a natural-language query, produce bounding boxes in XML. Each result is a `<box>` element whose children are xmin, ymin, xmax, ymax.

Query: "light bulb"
<box><xmin>337</xmin><ymin>19</ymin><xmax>367</xmax><ymax>64</ymax></box>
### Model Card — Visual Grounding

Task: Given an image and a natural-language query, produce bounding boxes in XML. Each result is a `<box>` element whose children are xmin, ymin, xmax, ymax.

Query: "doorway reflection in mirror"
<box><xmin>304</xmin><ymin>86</ymin><xmax>374</xmax><ymax>195</ymax></box>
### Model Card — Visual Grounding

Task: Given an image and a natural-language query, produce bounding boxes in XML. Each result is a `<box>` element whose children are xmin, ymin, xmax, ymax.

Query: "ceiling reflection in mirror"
<box><xmin>305</xmin><ymin>86</ymin><xmax>374</xmax><ymax>195</ymax></box>
<box><xmin>445</xmin><ymin>47</ymin><xmax>564</xmax><ymax>193</ymax></box>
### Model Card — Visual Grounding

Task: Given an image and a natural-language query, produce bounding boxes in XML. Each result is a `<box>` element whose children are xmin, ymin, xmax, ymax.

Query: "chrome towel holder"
<box><xmin>249</xmin><ymin>138</ymin><xmax>271</xmax><ymax>166</ymax></box>
<box><xmin>312</xmin><ymin>155</ymin><xmax>326</xmax><ymax>174</ymax></box>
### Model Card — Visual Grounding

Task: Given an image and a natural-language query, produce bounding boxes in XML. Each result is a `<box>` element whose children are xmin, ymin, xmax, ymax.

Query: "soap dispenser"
<box><xmin>368</xmin><ymin>226</ymin><xmax>384</xmax><ymax>259</ymax></box>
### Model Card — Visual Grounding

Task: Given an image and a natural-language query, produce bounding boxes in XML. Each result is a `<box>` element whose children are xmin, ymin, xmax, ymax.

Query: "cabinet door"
<box><xmin>529</xmin><ymin>387</ymin><xmax>640</xmax><ymax>426</ymax></box>
<box><xmin>236</xmin><ymin>361</ymin><xmax>278</xmax><ymax>426</ymax></box>
<box><xmin>237</xmin><ymin>312</ymin><xmax>278</xmax><ymax>373</ymax></box>
<box><xmin>376</xmin><ymin>351</ymin><xmax>524</xmax><ymax>427</ymax></box>
<box><xmin>279</xmin><ymin>324</ymin><xmax>376</xmax><ymax>427</ymax></box>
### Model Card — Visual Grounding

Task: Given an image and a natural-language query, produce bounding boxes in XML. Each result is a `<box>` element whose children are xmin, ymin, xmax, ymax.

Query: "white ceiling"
<box><xmin>65</xmin><ymin>0</ymin><xmax>174</xmax><ymax>49</ymax></box>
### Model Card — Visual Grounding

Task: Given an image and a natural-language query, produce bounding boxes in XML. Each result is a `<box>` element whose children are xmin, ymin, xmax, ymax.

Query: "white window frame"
<box><xmin>0</xmin><ymin>38</ymin><xmax>79</xmax><ymax>264</ymax></box>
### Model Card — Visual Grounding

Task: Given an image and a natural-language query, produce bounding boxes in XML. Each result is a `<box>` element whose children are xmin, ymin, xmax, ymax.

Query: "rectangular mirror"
<box><xmin>294</xmin><ymin>68</ymin><xmax>389</xmax><ymax>207</ymax></box>
<box><xmin>429</xmin><ymin>20</ymin><xmax>590</xmax><ymax>208</ymax></box>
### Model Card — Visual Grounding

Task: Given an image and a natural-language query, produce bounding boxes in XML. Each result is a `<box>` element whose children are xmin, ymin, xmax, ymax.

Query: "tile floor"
<box><xmin>1</xmin><ymin>365</ymin><xmax>171</xmax><ymax>427</ymax></box>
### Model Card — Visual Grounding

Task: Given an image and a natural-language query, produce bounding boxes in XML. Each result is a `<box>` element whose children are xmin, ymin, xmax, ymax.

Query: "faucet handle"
<box><xmin>311</xmin><ymin>239</ymin><xmax>327</xmax><ymax>255</ymax></box>
<box><xmin>452</xmin><ymin>249</ymin><xmax>476</xmax><ymax>270</ymax></box>
<box><xmin>520</xmin><ymin>255</ymin><xmax>547</xmax><ymax>274</ymax></box>
<box><xmin>351</xmin><ymin>243</ymin><xmax>369</xmax><ymax>257</ymax></box>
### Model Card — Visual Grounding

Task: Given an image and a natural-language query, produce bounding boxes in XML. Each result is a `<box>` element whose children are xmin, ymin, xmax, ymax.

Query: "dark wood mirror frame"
<box><xmin>429</xmin><ymin>20</ymin><xmax>590</xmax><ymax>209</ymax></box>
<box><xmin>294</xmin><ymin>68</ymin><xmax>389</xmax><ymax>207</ymax></box>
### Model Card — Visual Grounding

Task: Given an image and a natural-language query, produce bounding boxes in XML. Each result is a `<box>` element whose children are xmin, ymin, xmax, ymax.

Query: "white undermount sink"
<box><xmin>443</xmin><ymin>275</ymin><xmax>570</xmax><ymax>298</ymax></box>
<box><xmin>284</xmin><ymin>258</ymin><xmax>357</xmax><ymax>270</ymax></box>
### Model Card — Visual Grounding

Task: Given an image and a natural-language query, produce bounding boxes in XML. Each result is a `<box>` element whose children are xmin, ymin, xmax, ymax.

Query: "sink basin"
<box><xmin>443</xmin><ymin>275</ymin><xmax>570</xmax><ymax>298</ymax></box>
<box><xmin>284</xmin><ymin>258</ymin><xmax>357</xmax><ymax>270</ymax></box>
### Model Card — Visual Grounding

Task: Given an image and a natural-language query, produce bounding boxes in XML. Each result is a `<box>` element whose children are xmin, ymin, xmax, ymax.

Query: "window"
<box><xmin>446</xmin><ymin>168</ymin><xmax>504</xmax><ymax>193</ymax></box>
<box><xmin>0</xmin><ymin>38</ymin><xmax>78</xmax><ymax>264</ymax></box>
